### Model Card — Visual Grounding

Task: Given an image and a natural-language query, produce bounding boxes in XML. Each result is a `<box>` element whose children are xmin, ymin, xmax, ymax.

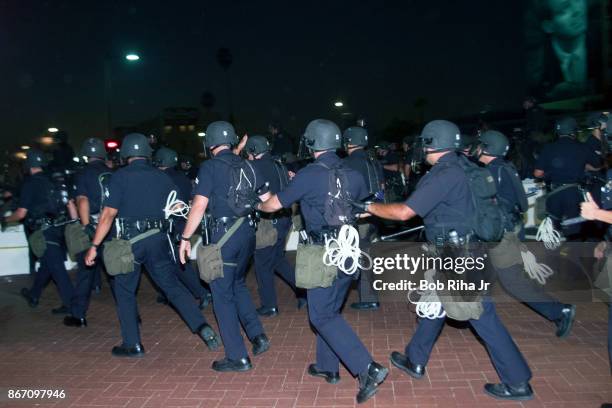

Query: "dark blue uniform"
<box><xmin>535</xmin><ymin>137</ymin><xmax>599</xmax><ymax>237</ymax></box>
<box><xmin>250</xmin><ymin>153</ymin><xmax>300</xmax><ymax>311</ymax></box>
<box><xmin>487</xmin><ymin>158</ymin><xmax>566</xmax><ymax>323</ymax></box>
<box><xmin>276</xmin><ymin>151</ymin><xmax>374</xmax><ymax>376</ymax></box>
<box><xmin>71</xmin><ymin>160</ymin><xmax>112</xmax><ymax>319</ymax></box>
<box><xmin>343</xmin><ymin>149</ymin><xmax>384</xmax><ymax>304</ymax></box>
<box><xmin>20</xmin><ymin>173</ymin><xmax>74</xmax><ymax>307</ymax></box>
<box><xmin>105</xmin><ymin>159</ymin><xmax>209</xmax><ymax>347</ymax></box>
<box><xmin>162</xmin><ymin>167</ymin><xmax>210</xmax><ymax>302</ymax></box>
<box><xmin>404</xmin><ymin>152</ymin><xmax>532</xmax><ymax>387</ymax></box>
<box><xmin>194</xmin><ymin>150</ymin><xmax>265</xmax><ymax>361</ymax></box>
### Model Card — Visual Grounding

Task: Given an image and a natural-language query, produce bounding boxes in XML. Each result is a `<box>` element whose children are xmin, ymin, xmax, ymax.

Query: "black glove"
<box><xmin>84</xmin><ymin>223</ymin><xmax>96</xmax><ymax>240</ymax></box>
<box><xmin>344</xmin><ymin>198</ymin><xmax>372</xmax><ymax>213</ymax></box>
<box><xmin>246</xmin><ymin>192</ymin><xmax>262</xmax><ymax>210</ymax></box>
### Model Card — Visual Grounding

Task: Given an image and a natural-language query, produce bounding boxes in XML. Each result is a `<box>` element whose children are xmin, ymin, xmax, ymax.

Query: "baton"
<box><xmin>560</xmin><ymin>216</ymin><xmax>588</xmax><ymax>226</ymax></box>
<box><xmin>379</xmin><ymin>225</ymin><xmax>424</xmax><ymax>241</ymax></box>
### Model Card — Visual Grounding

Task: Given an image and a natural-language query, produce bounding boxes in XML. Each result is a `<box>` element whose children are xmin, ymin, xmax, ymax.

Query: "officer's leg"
<box><xmin>28</xmin><ymin>262</ymin><xmax>52</xmax><ymax>301</ymax></box>
<box><xmin>254</xmin><ymin>245</ymin><xmax>278</xmax><ymax>309</ymax></box>
<box><xmin>92</xmin><ymin>263</ymin><xmax>102</xmax><ymax>290</ymax></box>
<box><xmin>469</xmin><ymin>301</ymin><xmax>531</xmax><ymax>385</ymax></box>
<box><xmin>70</xmin><ymin>251</ymin><xmax>97</xmax><ymax>318</ymax></box>
<box><xmin>358</xmin><ymin>267</ymin><xmax>379</xmax><ymax>303</ymax></box>
<box><xmin>176</xmin><ymin>260</ymin><xmax>207</xmax><ymax>300</ymax></box>
<box><xmin>496</xmin><ymin>264</ymin><xmax>564</xmax><ymax>321</ymax></box>
<box><xmin>43</xmin><ymin>240</ymin><xmax>74</xmax><ymax>307</ymax></box>
<box><xmin>231</xmin><ymin>235</ymin><xmax>264</xmax><ymax>339</ymax></box>
<box><xmin>406</xmin><ymin>316</ymin><xmax>446</xmax><ymax>366</ymax></box>
<box><xmin>144</xmin><ymin>236</ymin><xmax>207</xmax><ymax>332</ymax></box>
<box><xmin>210</xmin><ymin>262</ymin><xmax>249</xmax><ymax>360</ymax></box>
<box><xmin>308</xmin><ymin>273</ymin><xmax>372</xmax><ymax>376</ymax></box>
<box><xmin>112</xmin><ymin>268</ymin><xmax>142</xmax><ymax>346</ymax></box>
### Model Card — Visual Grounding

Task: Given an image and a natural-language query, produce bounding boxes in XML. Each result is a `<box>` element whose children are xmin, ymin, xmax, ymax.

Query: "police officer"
<box><xmin>342</xmin><ymin>126</ymin><xmax>384</xmax><ymax>311</ymax></box>
<box><xmin>6</xmin><ymin>150</ymin><xmax>75</xmax><ymax>313</ymax></box>
<box><xmin>534</xmin><ymin>117</ymin><xmax>600</xmax><ymax>239</ymax></box>
<box><xmin>178</xmin><ymin>122</ymin><xmax>269</xmax><ymax>372</ymax></box>
<box><xmin>477</xmin><ymin>130</ymin><xmax>576</xmax><ymax>338</ymax></box>
<box><xmin>64</xmin><ymin>138</ymin><xmax>112</xmax><ymax>327</ymax></box>
<box><xmin>376</xmin><ymin>141</ymin><xmax>404</xmax><ymax>202</ymax></box>
<box><xmin>364</xmin><ymin>120</ymin><xmax>534</xmax><ymax>401</ymax></box>
<box><xmin>84</xmin><ymin>133</ymin><xmax>219</xmax><ymax>357</ymax></box>
<box><xmin>257</xmin><ymin>119</ymin><xmax>388</xmax><ymax>404</ymax></box>
<box><xmin>154</xmin><ymin>147</ymin><xmax>212</xmax><ymax>309</ymax></box>
<box><xmin>245</xmin><ymin>135</ymin><xmax>306</xmax><ymax>316</ymax></box>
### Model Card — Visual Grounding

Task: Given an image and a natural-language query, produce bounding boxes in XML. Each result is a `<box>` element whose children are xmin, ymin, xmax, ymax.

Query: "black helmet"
<box><xmin>120</xmin><ymin>133</ymin><xmax>153</xmax><ymax>159</ymax></box>
<box><xmin>420</xmin><ymin>120</ymin><xmax>461</xmax><ymax>152</ymax></box>
<box><xmin>25</xmin><ymin>149</ymin><xmax>47</xmax><ymax>169</ymax></box>
<box><xmin>154</xmin><ymin>147</ymin><xmax>178</xmax><ymax>168</ymax></box>
<box><xmin>204</xmin><ymin>121</ymin><xmax>238</xmax><ymax>148</ymax></box>
<box><xmin>303</xmin><ymin>119</ymin><xmax>342</xmax><ymax>151</ymax></box>
<box><xmin>459</xmin><ymin>134</ymin><xmax>477</xmax><ymax>150</ymax></box>
<box><xmin>478</xmin><ymin>130</ymin><xmax>509</xmax><ymax>157</ymax></box>
<box><xmin>375</xmin><ymin>140</ymin><xmax>391</xmax><ymax>150</ymax></box>
<box><xmin>80</xmin><ymin>137</ymin><xmax>106</xmax><ymax>159</ymax></box>
<box><xmin>586</xmin><ymin>112</ymin><xmax>608</xmax><ymax>130</ymax></box>
<box><xmin>343</xmin><ymin>126</ymin><xmax>369</xmax><ymax>147</ymax></box>
<box><xmin>245</xmin><ymin>135</ymin><xmax>270</xmax><ymax>156</ymax></box>
<box><xmin>555</xmin><ymin>117</ymin><xmax>578</xmax><ymax>136</ymax></box>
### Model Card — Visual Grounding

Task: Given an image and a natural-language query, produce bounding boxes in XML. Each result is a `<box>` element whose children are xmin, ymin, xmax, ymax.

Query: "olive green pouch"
<box><xmin>255</xmin><ymin>219</ymin><xmax>278</xmax><ymax>249</ymax></box>
<box><xmin>295</xmin><ymin>243</ymin><xmax>337</xmax><ymax>289</ymax></box>
<box><xmin>197</xmin><ymin>218</ymin><xmax>243</xmax><ymax>283</ymax></box>
<box><xmin>28</xmin><ymin>229</ymin><xmax>47</xmax><ymax>258</ymax></box>
<box><xmin>65</xmin><ymin>223</ymin><xmax>91</xmax><ymax>258</ymax></box>
<box><xmin>489</xmin><ymin>230</ymin><xmax>523</xmax><ymax>269</ymax></box>
<box><xmin>103</xmin><ymin>229</ymin><xmax>160</xmax><ymax>276</ymax></box>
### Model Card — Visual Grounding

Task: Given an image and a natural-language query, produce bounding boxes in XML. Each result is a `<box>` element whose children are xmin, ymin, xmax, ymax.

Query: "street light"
<box><xmin>197</xmin><ymin>132</ymin><xmax>205</xmax><ymax>137</ymax></box>
<box><xmin>105</xmin><ymin>52</ymin><xmax>141</xmax><ymax>137</ymax></box>
<box><xmin>21</xmin><ymin>145</ymin><xmax>30</xmax><ymax>150</ymax></box>
<box><xmin>125</xmin><ymin>53</ymin><xmax>140</xmax><ymax>62</ymax></box>
<box><xmin>334</xmin><ymin>101</ymin><xmax>344</xmax><ymax>108</ymax></box>
<box><xmin>48</xmin><ymin>127</ymin><xmax>59</xmax><ymax>133</ymax></box>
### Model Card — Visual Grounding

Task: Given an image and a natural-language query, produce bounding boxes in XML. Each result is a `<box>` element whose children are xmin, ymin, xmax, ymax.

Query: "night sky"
<box><xmin>0</xmin><ymin>0</ymin><xmax>526</xmax><ymax>151</ymax></box>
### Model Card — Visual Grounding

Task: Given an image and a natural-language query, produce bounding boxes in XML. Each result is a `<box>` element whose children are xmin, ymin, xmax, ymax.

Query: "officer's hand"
<box><xmin>288</xmin><ymin>171</ymin><xmax>296</xmax><ymax>180</ymax></box>
<box><xmin>594</xmin><ymin>241</ymin><xmax>607</xmax><ymax>259</ymax></box>
<box><xmin>85</xmin><ymin>247</ymin><xmax>97</xmax><ymax>266</ymax></box>
<box><xmin>84</xmin><ymin>224</ymin><xmax>96</xmax><ymax>240</ymax></box>
<box><xmin>344</xmin><ymin>197</ymin><xmax>372</xmax><ymax>213</ymax></box>
<box><xmin>179</xmin><ymin>239</ymin><xmax>191</xmax><ymax>265</ymax></box>
<box><xmin>580</xmin><ymin>192</ymin><xmax>600</xmax><ymax>220</ymax></box>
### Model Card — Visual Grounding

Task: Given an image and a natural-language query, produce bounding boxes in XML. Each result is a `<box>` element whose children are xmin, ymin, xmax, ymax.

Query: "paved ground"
<box><xmin>0</xmin><ymin>262</ymin><xmax>610</xmax><ymax>408</ymax></box>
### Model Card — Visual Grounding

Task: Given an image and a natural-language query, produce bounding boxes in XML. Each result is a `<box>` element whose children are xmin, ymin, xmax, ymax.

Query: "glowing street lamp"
<box><xmin>21</xmin><ymin>145</ymin><xmax>30</xmax><ymax>150</ymax></box>
<box><xmin>48</xmin><ymin>127</ymin><xmax>59</xmax><ymax>133</ymax></box>
<box><xmin>197</xmin><ymin>132</ymin><xmax>205</xmax><ymax>137</ymax></box>
<box><xmin>334</xmin><ymin>101</ymin><xmax>344</xmax><ymax>108</ymax></box>
<box><xmin>125</xmin><ymin>53</ymin><xmax>140</xmax><ymax>62</ymax></box>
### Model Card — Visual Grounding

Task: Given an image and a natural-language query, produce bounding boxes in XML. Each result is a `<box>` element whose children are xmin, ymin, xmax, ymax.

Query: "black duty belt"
<box><xmin>548</xmin><ymin>182</ymin><xmax>579</xmax><ymax>192</ymax></box>
<box><xmin>308</xmin><ymin>228</ymin><xmax>342</xmax><ymax>245</ymax></box>
<box><xmin>259</xmin><ymin>208</ymin><xmax>291</xmax><ymax>220</ymax></box>
<box><xmin>117</xmin><ymin>218</ymin><xmax>168</xmax><ymax>240</ymax></box>
<box><xmin>27</xmin><ymin>214</ymin><xmax>72</xmax><ymax>230</ymax></box>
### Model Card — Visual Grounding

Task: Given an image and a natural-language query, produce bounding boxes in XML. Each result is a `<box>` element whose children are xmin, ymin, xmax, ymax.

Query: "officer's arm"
<box><xmin>366</xmin><ymin>202</ymin><xmax>416</xmax><ymax>221</ymax></box>
<box><xmin>91</xmin><ymin>207</ymin><xmax>118</xmax><ymax>247</ymax></box>
<box><xmin>533</xmin><ymin>169</ymin><xmax>544</xmax><ymax>178</ymax></box>
<box><xmin>182</xmin><ymin>194</ymin><xmax>208</xmax><ymax>239</ymax></box>
<box><xmin>258</xmin><ymin>194</ymin><xmax>282</xmax><ymax>213</ymax></box>
<box><xmin>4</xmin><ymin>208</ymin><xmax>27</xmax><ymax>223</ymax></box>
<box><xmin>76</xmin><ymin>196</ymin><xmax>91</xmax><ymax>225</ymax></box>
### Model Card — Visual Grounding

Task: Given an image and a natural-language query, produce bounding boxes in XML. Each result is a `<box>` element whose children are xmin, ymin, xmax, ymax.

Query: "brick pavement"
<box><xmin>0</xmin><ymin>264</ymin><xmax>610</xmax><ymax>408</ymax></box>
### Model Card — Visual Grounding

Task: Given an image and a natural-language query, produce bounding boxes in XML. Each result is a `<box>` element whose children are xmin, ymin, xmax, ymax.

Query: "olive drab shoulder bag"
<box><xmin>197</xmin><ymin>217</ymin><xmax>244</xmax><ymax>283</ymax></box>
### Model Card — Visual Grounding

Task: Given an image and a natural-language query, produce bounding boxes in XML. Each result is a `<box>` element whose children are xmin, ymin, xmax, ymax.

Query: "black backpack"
<box><xmin>314</xmin><ymin>162</ymin><xmax>355</xmax><ymax>227</ymax></box>
<box><xmin>215</xmin><ymin>156</ymin><xmax>258</xmax><ymax>217</ymax></box>
<box><xmin>495</xmin><ymin>162</ymin><xmax>528</xmax><ymax>214</ymax></box>
<box><xmin>48</xmin><ymin>172</ymin><xmax>70</xmax><ymax>217</ymax></box>
<box><xmin>457</xmin><ymin>155</ymin><xmax>504</xmax><ymax>242</ymax></box>
<box><xmin>272</xmin><ymin>159</ymin><xmax>289</xmax><ymax>190</ymax></box>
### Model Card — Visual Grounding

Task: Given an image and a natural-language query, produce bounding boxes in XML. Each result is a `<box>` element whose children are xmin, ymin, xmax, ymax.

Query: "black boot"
<box><xmin>256</xmin><ymin>306</ymin><xmax>278</xmax><ymax>317</ymax></box>
<box><xmin>111</xmin><ymin>343</ymin><xmax>145</xmax><ymax>358</ymax></box>
<box><xmin>212</xmin><ymin>357</ymin><xmax>252</xmax><ymax>372</ymax></box>
<box><xmin>350</xmin><ymin>302</ymin><xmax>380</xmax><ymax>311</ymax></box>
<box><xmin>198</xmin><ymin>324</ymin><xmax>220</xmax><ymax>351</ymax></box>
<box><xmin>555</xmin><ymin>304</ymin><xmax>576</xmax><ymax>338</ymax></box>
<box><xmin>307</xmin><ymin>364</ymin><xmax>340</xmax><ymax>384</ymax></box>
<box><xmin>356</xmin><ymin>361</ymin><xmax>388</xmax><ymax>404</ymax></box>
<box><xmin>389</xmin><ymin>351</ymin><xmax>425</xmax><ymax>379</ymax></box>
<box><xmin>484</xmin><ymin>382</ymin><xmax>534</xmax><ymax>401</ymax></box>
<box><xmin>51</xmin><ymin>305</ymin><xmax>70</xmax><ymax>315</ymax></box>
<box><xmin>63</xmin><ymin>316</ymin><xmax>87</xmax><ymax>327</ymax></box>
<box><xmin>251</xmin><ymin>334</ymin><xmax>270</xmax><ymax>356</ymax></box>
<box><xmin>20</xmin><ymin>288</ymin><xmax>38</xmax><ymax>308</ymax></box>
